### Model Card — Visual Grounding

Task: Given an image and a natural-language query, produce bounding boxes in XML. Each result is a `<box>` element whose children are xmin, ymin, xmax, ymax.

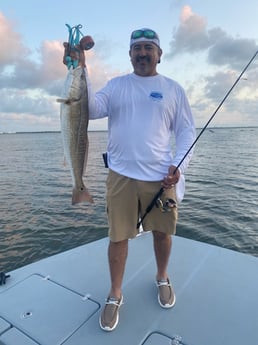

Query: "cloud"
<box><xmin>0</xmin><ymin>12</ymin><xmax>120</xmax><ymax>92</ymax></box>
<box><xmin>166</xmin><ymin>5</ymin><xmax>258</xmax><ymax>69</ymax></box>
<box><xmin>190</xmin><ymin>65</ymin><xmax>258</xmax><ymax>128</ymax></box>
<box><xmin>166</xmin><ymin>6</ymin><xmax>212</xmax><ymax>55</ymax></box>
<box><xmin>0</xmin><ymin>16</ymin><xmax>66</xmax><ymax>132</ymax></box>
<box><xmin>169</xmin><ymin>0</ymin><xmax>185</xmax><ymax>10</ymax></box>
<box><xmin>208</xmin><ymin>36</ymin><xmax>258</xmax><ymax>69</ymax></box>
<box><xmin>0</xmin><ymin>12</ymin><xmax>30</xmax><ymax>65</ymax></box>
<box><xmin>0</xmin><ymin>38</ymin><xmax>66</xmax><ymax>90</ymax></box>
<box><xmin>164</xmin><ymin>5</ymin><xmax>258</xmax><ymax>128</ymax></box>
<box><xmin>0</xmin><ymin>88</ymin><xmax>57</xmax><ymax>114</ymax></box>
<box><xmin>0</xmin><ymin>12</ymin><xmax>122</xmax><ymax>132</ymax></box>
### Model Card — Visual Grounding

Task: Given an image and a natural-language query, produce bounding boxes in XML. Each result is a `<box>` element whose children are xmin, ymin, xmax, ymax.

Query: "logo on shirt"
<box><xmin>149</xmin><ymin>91</ymin><xmax>163</xmax><ymax>101</ymax></box>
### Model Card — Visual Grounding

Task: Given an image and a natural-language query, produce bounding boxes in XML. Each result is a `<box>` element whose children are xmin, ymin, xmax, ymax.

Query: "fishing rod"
<box><xmin>137</xmin><ymin>49</ymin><xmax>258</xmax><ymax>229</ymax></box>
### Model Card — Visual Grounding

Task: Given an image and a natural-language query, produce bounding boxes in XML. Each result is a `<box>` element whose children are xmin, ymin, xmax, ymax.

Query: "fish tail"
<box><xmin>72</xmin><ymin>187</ymin><xmax>94</xmax><ymax>205</ymax></box>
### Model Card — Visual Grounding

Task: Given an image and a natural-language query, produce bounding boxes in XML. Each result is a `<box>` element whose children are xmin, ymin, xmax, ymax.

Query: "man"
<box><xmin>81</xmin><ymin>28</ymin><xmax>195</xmax><ymax>331</ymax></box>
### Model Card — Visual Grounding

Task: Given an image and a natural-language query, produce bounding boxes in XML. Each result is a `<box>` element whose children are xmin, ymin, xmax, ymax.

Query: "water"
<box><xmin>1</xmin><ymin>128</ymin><xmax>258</xmax><ymax>273</ymax></box>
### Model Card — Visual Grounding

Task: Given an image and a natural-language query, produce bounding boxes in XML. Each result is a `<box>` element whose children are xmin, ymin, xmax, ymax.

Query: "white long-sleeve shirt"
<box><xmin>88</xmin><ymin>72</ymin><xmax>196</xmax><ymax>201</ymax></box>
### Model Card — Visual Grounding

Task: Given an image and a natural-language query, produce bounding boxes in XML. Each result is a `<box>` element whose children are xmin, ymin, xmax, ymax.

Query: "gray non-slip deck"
<box><xmin>0</xmin><ymin>232</ymin><xmax>257</xmax><ymax>345</ymax></box>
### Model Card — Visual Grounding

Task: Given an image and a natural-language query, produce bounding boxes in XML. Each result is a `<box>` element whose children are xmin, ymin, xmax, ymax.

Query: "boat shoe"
<box><xmin>156</xmin><ymin>278</ymin><xmax>176</xmax><ymax>308</ymax></box>
<box><xmin>99</xmin><ymin>295</ymin><xmax>124</xmax><ymax>331</ymax></box>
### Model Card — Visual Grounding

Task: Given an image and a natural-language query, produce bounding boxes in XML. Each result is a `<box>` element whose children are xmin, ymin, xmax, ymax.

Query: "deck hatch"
<box><xmin>0</xmin><ymin>327</ymin><xmax>39</xmax><ymax>345</ymax></box>
<box><xmin>0</xmin><ymin>274</ymin><xmax>99</xmax><ymax>345</ymax></box>
<box><xmin>0</xmin><ymin>317</ymin><xmax>11</xmax><ymax>336</ymax></box>
<box><xmin>142</xmin><ymin>332</ymin><xmax>188</xmax><ymax>345</ymax></box>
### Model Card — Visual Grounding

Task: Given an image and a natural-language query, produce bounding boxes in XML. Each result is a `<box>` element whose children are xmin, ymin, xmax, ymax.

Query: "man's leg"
<box><xmin>152</xmin><ymin>231</ymin><xmax>172</xmax><ymax>281</ymax></box>
<box><xmin>99</xmin><ymin>239</ymin><xmax>128</xmax><ymax>331</ymax></box>
<box><xmin>152</xmin><ymin>230</ymin><xmax>175</xmax><ymax>308</ymax></box>
<box><xmin>108</xmin><ymin>239</ymin><xmax>128</xmax><ymax>299</ymax></box>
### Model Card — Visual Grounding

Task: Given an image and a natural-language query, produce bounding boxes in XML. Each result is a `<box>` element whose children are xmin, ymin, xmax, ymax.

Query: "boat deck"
<box><xmin>0</xmin><ymin>232</ymin><xmax>258</xmax><ymax>345</ymax></box>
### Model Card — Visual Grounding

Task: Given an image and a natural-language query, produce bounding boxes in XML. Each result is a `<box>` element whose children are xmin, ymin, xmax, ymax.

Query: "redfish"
<box><xmin>57</xmin><ymin>65</ymin><xmax>93</xmax><ymax>204</ymax></box>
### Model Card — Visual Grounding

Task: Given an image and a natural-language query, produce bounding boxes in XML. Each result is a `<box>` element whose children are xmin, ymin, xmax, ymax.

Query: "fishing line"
<box><xmin>137</xmin><ymin>49</ymin><xmax>258</xmax><ymax>229</ymax></box>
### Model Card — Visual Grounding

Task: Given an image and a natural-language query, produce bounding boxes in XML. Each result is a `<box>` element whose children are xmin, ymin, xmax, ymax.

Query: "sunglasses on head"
<box><xmin>131</xmin><ymin>29</ymin><xmax>158</xmax><ymax>40</ymax></box>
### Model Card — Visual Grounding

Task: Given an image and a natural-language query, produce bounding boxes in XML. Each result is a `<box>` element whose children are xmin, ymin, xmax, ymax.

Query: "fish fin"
<box><xmin>57</xmin><ymin>98</ymin><xmax>79</xmax><ymax>104</ymax></box>
<box><xmin>57</xmin><ymin>98</ymin><xmax>68</xmax><ymax>103</ymax></box>
<box><xmin>72</xmin><ymin>187</ymin><xmax>94</xmax><ymax>205</ymax></box>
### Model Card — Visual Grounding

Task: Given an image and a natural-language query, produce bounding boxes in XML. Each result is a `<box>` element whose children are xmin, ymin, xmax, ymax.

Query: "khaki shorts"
<box><xmin>106</xmin><ymin>170</ymin><xmax>178</xmax><ymax>242</ymax></box>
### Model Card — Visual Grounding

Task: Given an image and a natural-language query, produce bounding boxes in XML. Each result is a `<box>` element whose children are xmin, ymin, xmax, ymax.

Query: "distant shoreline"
<box><xmin>1</xmin><ymin>126</ymin><xmax>258</xmax><ymax>135</ymax></box>
<box><xmin>0</xmin><ymin>130</ymin><xmax>108</xmax><ymax>135</ymax></box>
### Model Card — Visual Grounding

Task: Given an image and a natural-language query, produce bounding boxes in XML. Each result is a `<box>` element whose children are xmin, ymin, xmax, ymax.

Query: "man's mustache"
<box><xmin>136</xmin><ymin>56</ymin><xmax>151</xmax><ymax>63</ymax></box>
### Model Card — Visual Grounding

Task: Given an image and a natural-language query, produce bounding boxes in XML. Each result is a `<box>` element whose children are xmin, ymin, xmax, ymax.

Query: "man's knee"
<box><xmin>152</xmin><ymin>230</ymin><xmax>170</xmax><ymax>241</ymax></box>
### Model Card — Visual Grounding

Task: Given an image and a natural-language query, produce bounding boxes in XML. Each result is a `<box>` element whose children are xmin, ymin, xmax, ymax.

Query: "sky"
<box><xmin>0</xmin><ymin>0</ymin><xmax>258</xmax><ymax>132</ymax></box>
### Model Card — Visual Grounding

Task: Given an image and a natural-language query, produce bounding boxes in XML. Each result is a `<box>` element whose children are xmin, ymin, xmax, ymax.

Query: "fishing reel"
<box><xmin>155</xmin><ymin>198</ymin><xmax>177</xmax><ymax>213</ymax></box>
